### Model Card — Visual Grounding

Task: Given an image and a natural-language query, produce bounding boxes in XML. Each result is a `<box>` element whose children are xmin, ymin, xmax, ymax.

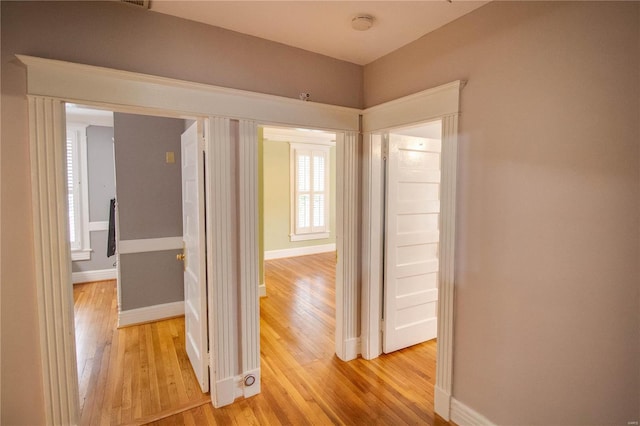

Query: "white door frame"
<box><xmin>361</xmin><ymin>80</ymin><xmax>464</xmax><ymax>420</ymax></box>
<box><xmin>18</xmin><ymin>55</ymin><xmax>361</xmax><ymax>424</ymax></box>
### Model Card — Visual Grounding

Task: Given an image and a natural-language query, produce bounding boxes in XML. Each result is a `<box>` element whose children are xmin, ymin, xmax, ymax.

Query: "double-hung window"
<box><xmin>290</xmin><ymin>143</ymin><xmax>330</xmax><ymax>241</ymax></box>
<box><xmin>66</xmin><ymin>124</ymin><xmax>91</xmax><ymax>260</ymax></box>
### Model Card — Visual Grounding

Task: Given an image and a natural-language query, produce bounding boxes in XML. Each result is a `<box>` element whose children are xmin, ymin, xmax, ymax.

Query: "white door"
<box><xmin>181</xmin><ymin>121</ymin><xmax>209</xmax><ymax>392</ymax></box>
<box><xmin>383</xmin><ymin>133</ymin><xmax>441</xmax><ymax>353</ymax></box>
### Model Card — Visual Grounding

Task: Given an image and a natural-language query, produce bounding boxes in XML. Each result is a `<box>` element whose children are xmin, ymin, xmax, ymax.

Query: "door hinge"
<box><xmin>382</xmin><ymin>135</ymin><xmax>389</xmax><ymax>161</ymax></box>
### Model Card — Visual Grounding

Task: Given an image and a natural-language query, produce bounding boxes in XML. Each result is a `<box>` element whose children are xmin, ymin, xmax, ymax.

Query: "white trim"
<box><xmin>238</xmin><ymin>119</ymin><xmax>261</xmax><ymax>403</ymax></box>
<box><xmin>241</xmin><ymin>368</ymin><xmax>261</xmax><ymax>399</ymax></box>
<box><xmin>118</xmin><ymin>236</ymin><xmax>183</xmax><ymax>254</ymax></box>
<box><xmin>70</xmin><ymin>249</ymin><xmax>91</xmax><ymax>261</ymax></box>
<box><xmin>434</xmin><ymin>386</ymin><xmax>452</xmax><ymax>421</ymax></box>
<box><xmin>71</xmin><ymin>268</ymin><xmax>117</xmax><ymax>284</ymax></box>
<box><xmin>451</xmin><ymin>398</ymin><xmax>496</xmax><ymax>426</ymax></box>
<box><xmin>259</xmin><ymin>283</ymin><xmax>267</xmax><ymax>298</ymax></box>
<box><xmin>290</xmin><ymin>232</ymin><xmax>330</xmax><ymax>242</ymax></box>
<box><xmin>361</xmin><ymin>80</ymin><xmax>463</xmax><ymax>420</ymax></box>
<box><xmin>215</xmin><ymin>377</ymin><xmax>237</xmax><ymax>408</ymax></box>
<box><xmin>360</xmin><ymin>133</ymin><xmax>384</xmax><ymax>360</ymax></box>
<box><xmin>264</xmin><ymin>243</ymin><xmax>336</xmax><ymax>260</ymax></box>
<box><xmin>118</xmin><ymin>301</ymin><xmax>184</xmax><ymax>328</ymax></box>
<box><xmin>28</xmin><ymin>97</ymin><xmax>80</xmax><ymax>425</ymax></box>
<box><xmin>17</xmin><ymin>55</ymin><xmax>360</xmax><ymax>132</ymax></box>
<box><xmin>344</xmin><ymin>337</ymin><xmax>360</xmax><ymax>360</ymax></box>
<box><xmin>335</xmin><ymin>131</ymin><xmax>360</xmax><ymax>361</ymax></box>
<box><xmin>363</xmin><ymin>81</ymin><xmax>464</xmax><ymax>132</ymax></box>
<box><xmin>263</xmin><ymin>126</ymin><xmax>336</xmax><ymax>145</ymax></box>
<box><xmin>88</xmin><ymin>221</ymin><xmax>109</xmax><ymax>232</ymax></box>
<box><xmin>435</xmin><ymin>113</ymin><xmax>460</xmax><ymax>421</ymax></box>
<box><xmin>208</xmin><ymin>116</ymin><xmax>237</xmax><ymax>408</ymax></box>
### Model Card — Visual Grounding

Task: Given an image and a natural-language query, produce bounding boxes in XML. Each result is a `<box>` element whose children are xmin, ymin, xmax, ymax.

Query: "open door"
<box><xmin>180</xmin><ymin>120</ymin><xmax>209</xmax><ymax>392</ymax></box>
<box><xmin>383</xmin><ymin>133</ymin><xmax>441</xmax><ymax>353</ymax></box>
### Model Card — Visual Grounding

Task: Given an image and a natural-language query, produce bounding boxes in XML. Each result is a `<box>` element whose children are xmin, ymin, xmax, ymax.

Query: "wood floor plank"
<box><xmin>74</xmin><ymin>252</ymin><xmax>450</xmax><ymax>425</ymax></box>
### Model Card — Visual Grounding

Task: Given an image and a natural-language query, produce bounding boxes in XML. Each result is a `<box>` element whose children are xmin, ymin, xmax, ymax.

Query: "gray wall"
<box><xmin>72</xmin><ymin>125</ymin><xmax>116</xmax><ymax>273</ymax></box>
<box><xmin>114</xmin><ymin>113</ymin><xmax>184</xmax><ymax>311</ymax></box>
<box><xmin>118</xmin><ymin>251</ymin><xmax>184</xmax><ymax>310</ymax></box>
<box><xmin>365</xmin><ymin>2</ymin><xmax>640</xmax><ymax>424</ymax></box>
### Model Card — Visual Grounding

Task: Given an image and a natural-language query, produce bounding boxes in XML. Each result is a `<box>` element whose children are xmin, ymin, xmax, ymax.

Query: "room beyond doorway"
<box><xmin>259</xmin><ymin>126</ymin><xmax>338</xmax><ymax>296</ymax></box>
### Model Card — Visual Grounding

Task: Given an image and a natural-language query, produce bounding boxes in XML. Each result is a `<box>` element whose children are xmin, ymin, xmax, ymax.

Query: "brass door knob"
<box><xmin>176</xmin><ymin>253</ymin><xmax>185</xmax><ymax>261</ymax></box>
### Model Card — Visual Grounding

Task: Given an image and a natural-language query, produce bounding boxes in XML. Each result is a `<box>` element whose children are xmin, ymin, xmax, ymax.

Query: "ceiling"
<box><xmin>149</xmin><ymin>1</ymin><xmax>489</xmax><ymax>65</ymax></box>
<box><xmin>66</xmin><ymin>103</ymin><xmax>114</xmax><ymax>127</ymax></box>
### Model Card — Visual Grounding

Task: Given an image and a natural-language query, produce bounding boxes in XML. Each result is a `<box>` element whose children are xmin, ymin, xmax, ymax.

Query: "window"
<box><xmin>66</xmin><ymin>124</ymin><xmax>91</xmax><ymax>260</ymax></box>
<box><xmin>290</xmin><ymin>143</ymin><xmax>330</xmax><ymax>241</ymax></box>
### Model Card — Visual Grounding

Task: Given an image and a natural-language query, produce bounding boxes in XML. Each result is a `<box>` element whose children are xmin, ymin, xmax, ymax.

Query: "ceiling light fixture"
<box><xmin>351</xmin><ymin>15</ymin><xmax>374</xmax><ymax>31</ymax></box>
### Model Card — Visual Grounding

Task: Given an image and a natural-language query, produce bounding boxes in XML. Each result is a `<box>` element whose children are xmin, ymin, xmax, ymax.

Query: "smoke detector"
<box><xmin>351</xmin><ymin>15</ymin><xmax>374</xmax><ymax>31</ymax></box>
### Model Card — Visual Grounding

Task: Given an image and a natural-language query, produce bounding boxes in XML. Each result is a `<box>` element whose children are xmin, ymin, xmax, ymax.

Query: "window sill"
<box><xmin>290</xmin><ymin>232</ymin><xmax>330</xmax><ymax>242</ymax></box>
<box><xmin>71</xmin><ymin>249</ymin><xmax>92</xmax><ymax>261</ymax></box>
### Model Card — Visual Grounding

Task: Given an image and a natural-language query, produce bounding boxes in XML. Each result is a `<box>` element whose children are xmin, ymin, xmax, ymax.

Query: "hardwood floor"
<box><xmin>73</xmin><ymin>281</ymin><xmax>208</xmax><ymax>426</ymax></box>
<box><xmin>75</xmin><ymin>252</ymin><xmax>447</xmax><ymax>425</ymax></box>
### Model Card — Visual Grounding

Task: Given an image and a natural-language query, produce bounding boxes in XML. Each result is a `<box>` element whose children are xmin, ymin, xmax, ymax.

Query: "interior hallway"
<box><xmin>75</xmin><ymin>252</ymin><xmax>445</xmax><ymax>425</ymax></box>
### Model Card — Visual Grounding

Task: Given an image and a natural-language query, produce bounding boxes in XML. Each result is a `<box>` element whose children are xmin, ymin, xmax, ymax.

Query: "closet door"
<box><xmin>383</xmin><ymin>133</ymin><xmax>441</xmax><ymax>353</ymax></box>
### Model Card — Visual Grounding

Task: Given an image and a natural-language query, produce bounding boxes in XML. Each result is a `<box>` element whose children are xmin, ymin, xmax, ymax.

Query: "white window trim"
<box><xmin>289</xmin><ymin>142</ymin><xmax>331</xmax><ymax>242</ymax></box>
<box><xmin>67</xmin><ymin>123</ymin><xmax>91</xmax><ymax>261</ymax></box>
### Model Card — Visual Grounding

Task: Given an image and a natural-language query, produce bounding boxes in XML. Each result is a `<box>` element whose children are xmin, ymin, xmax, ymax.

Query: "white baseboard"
<box><xmin>72</xmin><ymin>268</ymin><xmax>117</xmax><ymax>284</ymax></box>
<box><xmin>337</xmin><ymin>337</ymin><xmax>360</xmax><ymax>361</ymax></box>
<box><xmin>214</xmin><ymin>377</ymin><xmax>236</xmax><ymax>408</ymax></box>
<box><xmin>88</xmin><ymin>221</ymin><xmax>109</xmax><ymax>232</ymax></box>
<box><xmin>264</xmin><ymin>243</ymin><xmax>336</xmax><ymax>260</ymax></box>
<box><xmin>118</xmin><ymin>301</ymin><xmax>184</xmax><ymax>327</ymax></box>
<box><xmin>434</xmin><ymin>386</ymin><xmax>451</xmax><ymax>421</ymax></box>
<box><xmin>259</xmin><ymin>283</ymin><xmax>267</xmax><ymax>298</ymax></box>
<box><xmin>451</xmin><ymin>398</ymin><xmax>496</xmax><ymax>426</ymax></box>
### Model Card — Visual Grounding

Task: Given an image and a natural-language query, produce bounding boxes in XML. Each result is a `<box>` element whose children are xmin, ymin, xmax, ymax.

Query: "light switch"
<box><xmin>166</xmin><ymin>152</ymin><xmax>175</xmax><ymax>164</ymax></box>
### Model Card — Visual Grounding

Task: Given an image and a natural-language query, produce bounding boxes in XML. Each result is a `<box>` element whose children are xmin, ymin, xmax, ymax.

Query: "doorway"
<box><xmin>258</xmin><ymin>125</ymin><xmax>338</xmax><ymax>373</ymax></box>
<box><xmin>259</xmin><ymin>126</ymin><xmax>338</xmax><ymax>287</ymax></box>
<box><xmin>382</xmin><ymin>120</ymin><xmax>443</xmax><ymax>354</ymax></box>
<box><xmin>64</xmin><ymin>104</ymin><xmax>209</xmax><ymax>423</ymax></box>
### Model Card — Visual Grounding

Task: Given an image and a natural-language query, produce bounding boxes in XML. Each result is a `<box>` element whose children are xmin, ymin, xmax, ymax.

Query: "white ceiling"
<box><xmin>66</xmin><ymin>104</ymin><xmax>114</xmax><ymax>127</ymax></box>
<box><xmin>392</xmin><ymin>120</ymin><xmax>442</xmax><ymax>139</ymax></box>
<box><xmin>150</xmin><ymin>1</ymin><xmax>489</xmax><ymax>65</ymax></box>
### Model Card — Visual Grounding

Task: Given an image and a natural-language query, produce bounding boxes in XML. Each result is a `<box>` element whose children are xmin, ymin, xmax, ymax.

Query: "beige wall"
<box><xmin>0</xmin><ymin>2</ymin><xmax>362</xmax><ymax>424</ymax></box>
<box><xmin>365</xmin><ymin>2</ymin><xmax>640</xmax><ymax>424</ymax></box>
<box><xmin>262</xmin><ymin>140</ymin><xmax>336</xmax><ymax>252</ymax></box>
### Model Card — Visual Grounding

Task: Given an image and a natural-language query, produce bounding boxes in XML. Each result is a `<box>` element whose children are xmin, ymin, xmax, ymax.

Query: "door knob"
<box><xmin>176</xmin><ymin>253</ymin><xmax>185</xmax><ymax>261</ymax></box>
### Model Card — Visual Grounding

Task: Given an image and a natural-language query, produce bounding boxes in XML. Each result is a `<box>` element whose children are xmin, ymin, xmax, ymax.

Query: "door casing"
<box><xmin>19</xmin><ymin>54</ymin><xmax>462</xmax><ymax>423</ymax></box>
<box><xmin>361</xmin><ymin>80</ymin><xmax>464</xmax><ymax>420</ymax></box>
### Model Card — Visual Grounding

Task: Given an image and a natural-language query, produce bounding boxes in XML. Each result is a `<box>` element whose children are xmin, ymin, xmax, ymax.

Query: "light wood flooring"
<box><xmin>74</xmin><ymin>252</ymin><xmax>448</xmax><ymax>425</ymax></box>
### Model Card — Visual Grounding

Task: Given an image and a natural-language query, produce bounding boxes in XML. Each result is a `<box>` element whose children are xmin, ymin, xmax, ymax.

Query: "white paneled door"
<box><xmin>383</xmin><ymin>133</ymin><xmax>441</xmax><ymax>353</ymax></box>
<box><xmin>181</xmin><ymin>121</ymin><xmax>209</xmax><ymax>392</ymax></box>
